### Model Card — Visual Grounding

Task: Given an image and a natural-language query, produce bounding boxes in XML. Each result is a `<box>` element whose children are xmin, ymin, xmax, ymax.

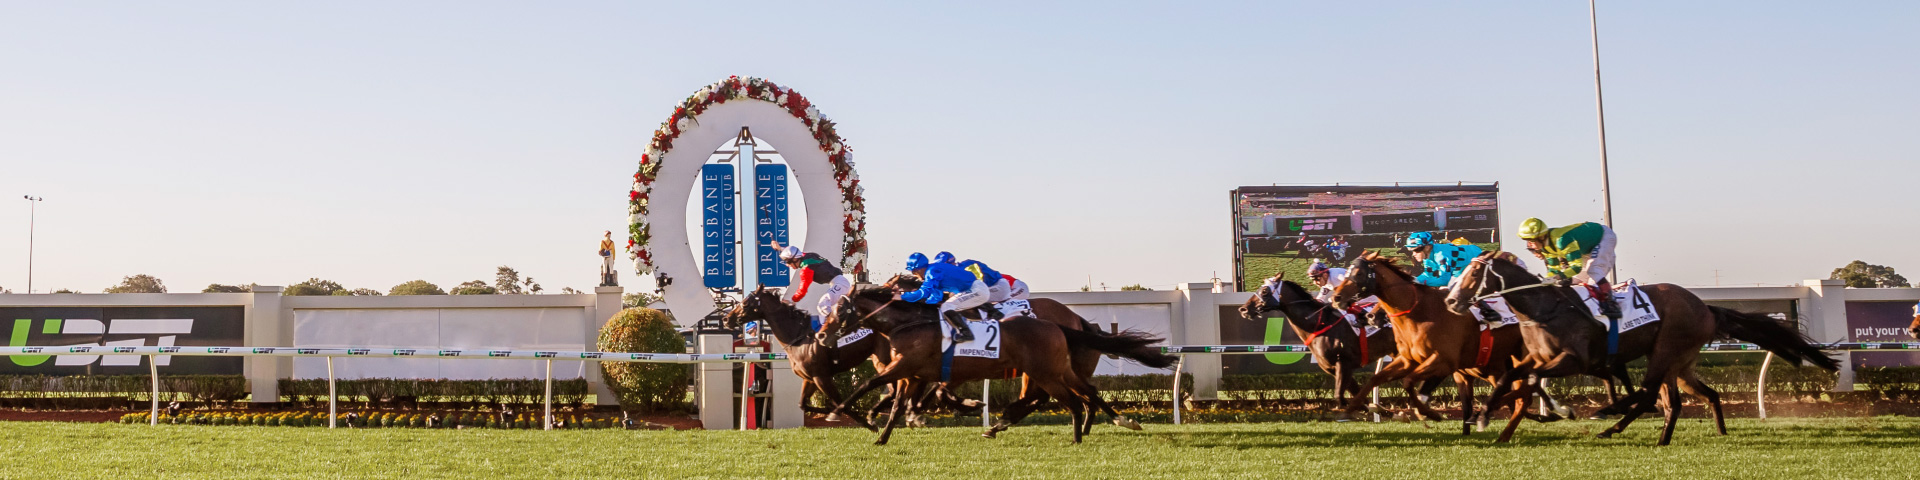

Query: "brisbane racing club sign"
<box><xmin>0</xmin><ymin>306</ymin><xmax>244</xmax><ymax>375</ymax></box>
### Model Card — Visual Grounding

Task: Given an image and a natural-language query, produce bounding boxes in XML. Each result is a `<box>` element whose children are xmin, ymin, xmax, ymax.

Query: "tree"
<box><xmin>202</xmin><ymin>284</ymin><xmax>252</xmax><ymax>293</ymax></box>
<box><xmin>559</xmin><ymin>287</ymin><xmax>582</xmax><ymax>295</ymax></box>
<box><xmin>348</xmin><ymin>288</ymin><xmax>383</xmax><ymax>296</ymax></box>
<box><xmin>494</xmin><ymin>266</ymin><xmax>526</xmax><ymax>294</ymax></box>
<box><xmin>524</xmin><ymin>277</ymin><xmax>543</xmax><ymax>295</ymax></box>
<box><xmin>104</xmin><ymin>275</ymin><xmax>167</xmax><ymax>293</ymax></box>
<box><xmin>598</xmin><ymin>308</ymin><xmax>692</xmax><ymax>413</ymax></box>
<box><xmin>389</xmin><ymin>280</ymin><xmax>446</xmax><ymax>296</ymax></box>
<box><xmin>451</xmin><ymin>280</ymin><xmax>498</xmax><ymax>295</ymax></box>
<box><xmin>1830</xmin><ymin>261</ymin><xmax>1910</xmax><ymax>288</ymax></box>
<box><xmin>0</xmin><ymin>286</ymin><xmax>10</xmax><ymax>294</ymax></box>
<box><xmin>1120</xmin><ymin>284</ymin><xmax>1152</xmax><ymax>291</ymax></box>
<box><xmin>51</xmin><ymin>288</ymin><xmax>78</xmax><ymax>294</ymax></box>
<box><xmin>284</xmin><ymin>278</ymin><xmax>346</xmax><ymax>296</ymax></box>
<box><xmin>622</xmin><ymin>292</ymin><xmax>662</xmax><ymax>309</ymax></box>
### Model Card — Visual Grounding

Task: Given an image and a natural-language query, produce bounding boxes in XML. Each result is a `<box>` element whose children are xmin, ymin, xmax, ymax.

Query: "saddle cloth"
<box><xmin>1473</xmin><ymin>297</ymin><xmax>1522</xmax><ymax>330</ymax></box>
<box><xmin>836</xmin><ymin>328</ymin><xmax>874</xmax><ymax>348</ymax></box>
<box><xmin>1573</xmin><ymin>280</ymin><xmax>1660</xmax><ymax>333</ymax></box>
<box><xmin>941</xmin><ymin>319</ymin><xmax>1003</xmax><ymax>359</ymax></box>
<box><xmin>995</xmin><ymin>299</ymin><xmax>1033</xmax><ymax>318</ymax></box>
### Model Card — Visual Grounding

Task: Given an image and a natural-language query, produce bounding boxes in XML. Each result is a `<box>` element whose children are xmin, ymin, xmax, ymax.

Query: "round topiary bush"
<box><xmin>598</xmin><ymin>308</ymin><xmax>691</xmax><ymax>414</ymax></box>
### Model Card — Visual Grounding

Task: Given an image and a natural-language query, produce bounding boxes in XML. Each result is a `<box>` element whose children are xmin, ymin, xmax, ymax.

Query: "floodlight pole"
<box><xmin>1589</xmin><ymin>0</ymin><xmax>1617</xmax><ymax>277</ymax></box>
<box><xmin>23</xmin><ymin>195</ymin><xmax>42</xmax><ymax>293</ymax></box>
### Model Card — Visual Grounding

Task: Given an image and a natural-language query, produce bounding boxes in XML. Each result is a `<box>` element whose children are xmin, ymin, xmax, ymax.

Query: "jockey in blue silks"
<box><xmin>901</xmin><ymin>252</ymin><xmax>989</xmax><ymax>342</ymax></box>
<box><xmin>1404</xmin><ymin>232</ymin><xmax>1482</xmax><ymax>288</ymax></box>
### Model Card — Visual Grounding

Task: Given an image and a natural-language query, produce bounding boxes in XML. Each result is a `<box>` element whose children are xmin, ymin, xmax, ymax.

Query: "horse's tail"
<box><xmin>1057</xmin><ymin>327</ymin><xmax>1177</xmax><ymax>369</ymax></box>
<box><xmin>1710</xmin><ymin>305</ymin><xmax>1840</xmax><ymax>371</ymax></box>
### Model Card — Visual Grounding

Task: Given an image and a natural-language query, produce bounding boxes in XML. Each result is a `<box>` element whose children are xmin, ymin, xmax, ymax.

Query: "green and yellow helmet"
<box><xmin>1517</xmin><ymin>218</ymin><xmax>1549</xmax><ymax>240</ymax></box>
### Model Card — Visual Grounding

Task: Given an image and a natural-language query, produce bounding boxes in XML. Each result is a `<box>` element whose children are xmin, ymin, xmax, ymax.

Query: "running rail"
<box><xmin>2</xmin><ymin>341</ymin><xmax>1906</xmax><ymax>428</ymax></box>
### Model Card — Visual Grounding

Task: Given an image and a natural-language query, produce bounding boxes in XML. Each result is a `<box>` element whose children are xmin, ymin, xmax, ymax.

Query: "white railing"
<box><xmin>5</xmin><ymin>341</ymin><xmax>1910</xmax><ymax>429</ymax></box>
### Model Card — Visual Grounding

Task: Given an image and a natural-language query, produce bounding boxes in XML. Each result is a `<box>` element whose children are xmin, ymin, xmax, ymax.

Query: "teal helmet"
<box><xmin>1404</xmin><ymin>232</ymin><xmax>1436</xmax><ymax>249</ymax></box>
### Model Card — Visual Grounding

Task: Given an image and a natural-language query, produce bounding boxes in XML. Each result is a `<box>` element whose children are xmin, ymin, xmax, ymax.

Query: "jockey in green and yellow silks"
<box><xmin>1519</xmin><ymin>218</ymin><xmax>1621</xmax><ymax>319</ymax></box>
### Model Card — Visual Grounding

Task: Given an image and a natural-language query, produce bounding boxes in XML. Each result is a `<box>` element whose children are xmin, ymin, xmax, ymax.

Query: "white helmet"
<box><xmin>779</xmin><ymin>246</ymin><xmax>802</xmax><ymax>260</ymax></box>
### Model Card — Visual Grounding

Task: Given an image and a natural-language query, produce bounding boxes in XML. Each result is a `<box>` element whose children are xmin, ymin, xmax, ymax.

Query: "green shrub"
<box><xmin>598</xmin><ymin>308</ymin><xmax>692</xmax><ymax>414</ymax></box>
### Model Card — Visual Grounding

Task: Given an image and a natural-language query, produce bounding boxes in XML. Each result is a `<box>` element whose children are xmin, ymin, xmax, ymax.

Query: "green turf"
<box><xmin>4</xmin><ymin>418</ymin><xmax>1917</xmax><ymax>479</ymax></box>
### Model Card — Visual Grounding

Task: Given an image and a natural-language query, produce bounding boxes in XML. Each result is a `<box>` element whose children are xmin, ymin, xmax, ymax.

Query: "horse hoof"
<box><xmin>1112</xmin><ymin>417</ymin><xmax>1142</xmax><ymax>431</ymax></box>
<box><xmin>982</xmin><ymin>430</ymin><xmax>998</xmax><ymax>439</ymax></box>
<box><xmin>1553</xmin><ymin>406</ymin><xmax>1575</xmax><ymax>418</ymax></box>
<box><xmin>825</xmin><ymin>413</ymin><xmax>843</xmax><ymax>422</ymax></box>
<box><xmin>1367</xmin><ymin>404</ymin><xmax>1387</xmax><ymax>414</ymax></box>
<box><xmin>1595</xmin><ymin>431</ymin><xmax>1614</xmax><ymax>439</ymax></box>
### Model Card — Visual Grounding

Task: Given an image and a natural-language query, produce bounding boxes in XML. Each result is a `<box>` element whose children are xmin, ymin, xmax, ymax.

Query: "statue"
<box><xmin>599</xmin><ymin>230</ymin><xmax>618</xmax><ymax>287</ymax></box>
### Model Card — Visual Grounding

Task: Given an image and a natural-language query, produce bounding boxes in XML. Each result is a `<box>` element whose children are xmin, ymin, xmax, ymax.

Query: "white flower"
<box><xmin>806</xmin><ymin>106</ymin><xmax>820</xmax><ymax>122</ymax></box>
<box><xmin>675</xmin><ymin>117</ymin><xmax>692</xmax><ymax>131</ymax></box>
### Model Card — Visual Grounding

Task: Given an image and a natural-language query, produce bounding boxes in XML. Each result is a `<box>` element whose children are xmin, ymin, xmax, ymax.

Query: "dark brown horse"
<box><xmin>1238</xmin><ymin>276</ymin><xmax>1444</xmax><ymax>419</ymax></box>
<box><xmin>1328</xmin><ymin>252</ymin><xmax>1534</xmax><ymax>434</ymax></box>
<box><xmin>723</xmin><ymin>288</ymin><xmax>984</xmax><ymax>429</ymax></box>
<box><xmin>1446</xmin><ymin>252</ymin><xmax>1839</xmax><ymax>445</ymax></box>
<box><xmin>883</xmin><ymin>275</ymin><xmax>1139</xmax><ymax>431</ymax></box>
<box><xmin>821</xmin><ymin>284</ymin><xmax>1175</xmax><ymax>444</ymax></box>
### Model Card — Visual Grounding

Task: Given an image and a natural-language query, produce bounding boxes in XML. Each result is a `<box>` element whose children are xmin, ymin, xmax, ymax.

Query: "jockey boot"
<box><xmin>1595</xmin><ymin>281</ymin><xmax>1623</xmax><ymax>321</ymax></box>
<box><xmin>943</xmin><ymin>311</ymin><xmax>976</xmax><ymax>342</ymax></box>
<box><xmin>1475</xmin><ymin>300</ymin><xmax>1504</xmax><ymax>327</ymax></box>
<box><xmin>980</xmin><ymin>305</ymin><xmax>1004</xmax><ymax>321</ymax></box>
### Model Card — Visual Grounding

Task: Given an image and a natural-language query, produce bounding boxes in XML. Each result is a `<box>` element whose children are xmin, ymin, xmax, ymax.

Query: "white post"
<box><xmin>1757</xmin><ymin>352</ymin><xmax>1775</xmax><ymax>420</ymax></box>
<box><xmin>1370</xmin><ymin>357</ymin><xmax>1386</xmax><ymax>423</ymax></box>
<box><xmin>739</xmin><ymin>361</ymin><xmax>754</xmax><ymax>431</ymax></box>
<box><xmin>326</xmin><ymin>356</ymin><xmax>337</xmax><ymax>428</ymax></box>
<box><xmin>148</xmin><ymin>355</ymin><xmax>159</xmax><ymax>426</ymax></box>
<box><xmin>981</xmin><ymin>380</ymin><xmax>991</xmax><ymax>428</ymax></box>
<box><xmin>1171</xmin><ymin>355</ymin><xmax>1184</xmax><ymax>425</ymax></box>
<box><xmin>544</xmin><ymin>358</ymin><xmax>555</xmax><ymax>430</ymax></box>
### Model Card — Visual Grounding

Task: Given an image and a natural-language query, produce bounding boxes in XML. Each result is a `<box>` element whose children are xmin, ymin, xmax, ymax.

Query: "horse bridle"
<box><xmin>1465</xmin><ymin>257</ymin><xmax>1584</xmax><ymax>325</ymax></box>
<box><xmin>1259</xmin><ymin>285</ymin><xmax>1345</xmax><ymax>335</ymax></box>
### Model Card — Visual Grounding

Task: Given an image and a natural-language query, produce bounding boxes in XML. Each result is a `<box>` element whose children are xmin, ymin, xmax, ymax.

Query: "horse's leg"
<box><xmin>1349</xmin><ymin>356</ymin><xmax>1415</xmax><ymax>411</ymax></box>
<box><xmin>1678</xmin><ymin>370</ymin><xmax>1726</xmax><ymax>435</ymax></box>
<box><xmin>983</xmin><ymin>390</ymin><xmax>1046</xmax><ymax>438</ymax></box>
<box><xmin>1656</xmin><ymin>379</ymin><xmax>1682</xmax><ymax>446</ymax></box>
<box><xmin>832</xmin><ymin>361</ymin><xmax>915</xmax><ymax>432</ymax></box>
<box><xmin>1396</xmin><ymin>356</ymin><xmax>1456</xmax><ymax>421</ymax></box>
<box><xmin>1454</xmin><ymin>372</ymin><xmax>1475</xmax><ymax>435</ymax></box>
<box><xmin>874</xmin><ymin>381</ymin><xmax>924</xmax><ymax>446</ymax></box>
<box><xmin>1495</xmin><ymin>381</ymin><xmax>1536</xmax><ymax>443</ymax></box>
<box><xmin>1484</xmin><ymin>358</ymin><xmax>1533</xmax><ymax>420</ymax></box>
<box><xmin>1328</xmin><ymin>360</ymin><xmax>1347</xmax><ymax>420</ymax></box>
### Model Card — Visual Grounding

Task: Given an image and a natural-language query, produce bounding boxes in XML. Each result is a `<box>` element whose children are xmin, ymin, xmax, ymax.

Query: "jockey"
<box><xmin>1306</xmin><ymin>261</ymin><xmax>1347</xmax><ymax>303</ymax></box>
<box><xmin>771</xmin><ymin>240</ymin><xmax>852</xmax><ymax>324</ymax></box>
<box><xmin>1404</xmin><ymin>232</ymin><xmax>1482</xmax><ymax>288</ymax></box>
<box><xmin>934</xmin><ymin>251</ymin><xmax>1029</xmax><ymax>303</ymax></box>
<box><xmin>1519</xmin><ymin>218</ymin><xmax>1621</xmax><ymax>319</ymax></box>
<box><xmin>902</xmin><ymin>252</ymin><xmax>987</xmax><ymax>342</ymax></box>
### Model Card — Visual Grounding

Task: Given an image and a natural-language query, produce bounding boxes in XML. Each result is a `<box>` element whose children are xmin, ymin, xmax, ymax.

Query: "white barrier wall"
<box><xmin>292</xmin><ymin>307</ymin><xmax>590</xmax><ymax>380</ymax></box>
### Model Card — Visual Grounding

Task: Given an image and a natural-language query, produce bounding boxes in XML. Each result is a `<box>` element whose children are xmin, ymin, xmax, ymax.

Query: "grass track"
<box><xmin>3</xmin><ymin>418</ymin><xmax>1917</xmax><ymax>479</ymax></box>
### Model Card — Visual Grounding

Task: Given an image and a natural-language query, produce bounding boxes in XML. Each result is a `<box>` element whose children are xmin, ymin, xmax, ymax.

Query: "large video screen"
<box><xmin>1231</xmin><ymin>184</ymin><xmax>1500</xmax><ymax>291</ymax></box>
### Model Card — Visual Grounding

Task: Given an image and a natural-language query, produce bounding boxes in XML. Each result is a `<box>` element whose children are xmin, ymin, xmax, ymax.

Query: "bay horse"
<box><xmin>723</xmin><ymin>288</ymin><xmax>981</xmax><ymax>429</ymax></box>
<box><xmin>1327</xmin><ymin>252</ymin><xmax>1536</xmax><ymax>434</ymax></box>
<box><xmin>821</xmin><ymin>284</ymin><xmax>1176</xmax><ymax>445</ymax></box>
<box><xmin>1446</xmin><ymin>252</ymin><xmax>1838</xmax><ymax>445</ymax></box>
<box><xmin>1237</xmin><ymin>276</ymin><xmax>1446</xmax><ymax>419</ymax></box>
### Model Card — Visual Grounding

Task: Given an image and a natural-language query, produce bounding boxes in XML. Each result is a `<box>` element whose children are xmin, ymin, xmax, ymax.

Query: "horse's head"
<box><xmin>885</xmin><ymin>273</ymin><xmax>924</xmax><ymax>292</ymax></box>
<box><xmin>1238</xmin><ymin>273</ymin><xmax>1282</xmax><ymax>321</ymax></box>
<box><xmin>819</xmin><ymin>285</ymin><xmax>900</xmax><ymax>344</ymax></box>
<box><xmin>1445</xmin><ymin>252</ymin><xmax>1503</xmax><ymax>315</ymax></box>
<box><xmin>722</xmin><ymin>287</ymin><xmax>780</xmax><ymax>330</ymax></box>
<box><xmin>1329</xmin><ymin>252</ymin><xmax>1384</xmax><ymax>310</ymax></box>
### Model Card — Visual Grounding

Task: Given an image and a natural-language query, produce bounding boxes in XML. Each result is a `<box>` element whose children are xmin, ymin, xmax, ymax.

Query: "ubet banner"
<box><xmin>0</xmin><ymin>307</ymin><xmax>244</xmax><ymax>374</ymax></box>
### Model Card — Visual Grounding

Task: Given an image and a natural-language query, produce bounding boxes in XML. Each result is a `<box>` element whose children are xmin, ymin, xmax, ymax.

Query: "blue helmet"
<box><xmin>905</xmin><ymin>252</ymin><xmax>930</xmax><ymax>272</ymax></box>
<box><xmin>1403</xmin><ymin>232</ymin><xmax>1436</xmax><ymax>249</ymax></box>
<box><xmin>933</xmin><ymin>251</ymin><xmax>957</xmax><ymax>265</ymax></box>
<box><xmin>1308</xmin><ymin>261</ymin><xmax>1331</xmax><ymax>276</ymax></box>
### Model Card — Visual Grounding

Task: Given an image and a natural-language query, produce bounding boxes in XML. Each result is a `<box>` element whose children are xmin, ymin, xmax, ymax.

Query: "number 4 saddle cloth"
<box><xmin>1572</xmin><ymin>280</ymin><xmax>1661</xmax><ymax>333</ymax></box>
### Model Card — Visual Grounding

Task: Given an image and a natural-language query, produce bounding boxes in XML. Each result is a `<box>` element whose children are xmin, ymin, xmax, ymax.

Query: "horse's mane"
<box><xmin>1359</xmin><ymin>251</ymin><xmax>1416</xmax><ymax>281</ymax></box>
<box><xmin>1274</xmin><ymin>279</ymin><xmax>1316</xmax><ymax>304</ymax></box>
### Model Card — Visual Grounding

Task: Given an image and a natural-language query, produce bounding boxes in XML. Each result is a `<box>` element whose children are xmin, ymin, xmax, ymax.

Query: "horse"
<box><xmin>721</xmin><ymin>288</ymin><xmax>980</xmax><ymax>429</ymax></box>
<box><xmin>821</xmin><ymin>283</ymin><xmax>1176</xmax><ymax>445</ymax></box>
<box><xmin>881</xmin><ymin>275</ymin><xmax>1139</xmax><ymax>431</ymax></box>
<box><xmin>1445</xmin><ymin>252</ymin><xmax>1839</xmax><ymax>445</ymax></box>
<box><xmin>1908</xmin><ymin>303</ymin><xmax>1919</xmax><ymax>339</ymax></box>
<box><xmin>1237</xmin><ymin>276</ymin><xmax>1446</xmax><ymax>419</ymax></box>
<box><xmin>1326</xmin><ymin>251</ymin><xmax>1538</xmax><ymax>434</ymax></box>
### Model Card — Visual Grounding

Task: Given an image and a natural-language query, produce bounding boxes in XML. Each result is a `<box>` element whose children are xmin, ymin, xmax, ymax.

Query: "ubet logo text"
<box><xmin>9</xmin><ymin>318</ymin><xmax>195</xmax><ymax>367</ymax></box>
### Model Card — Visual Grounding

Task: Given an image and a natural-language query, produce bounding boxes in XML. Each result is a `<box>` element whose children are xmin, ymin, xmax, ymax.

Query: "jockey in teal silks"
<box><xmin>1404</xmin><ymin>232</ymin><xmax>1482</xmax><ymax>288</ymax></box>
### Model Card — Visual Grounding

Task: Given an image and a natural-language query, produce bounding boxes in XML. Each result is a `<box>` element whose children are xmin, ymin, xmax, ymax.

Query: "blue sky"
<box><xmin>0</xmin><ymin>1</ymin><xmax>1914</xmax><ymax>294</ymax></box>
